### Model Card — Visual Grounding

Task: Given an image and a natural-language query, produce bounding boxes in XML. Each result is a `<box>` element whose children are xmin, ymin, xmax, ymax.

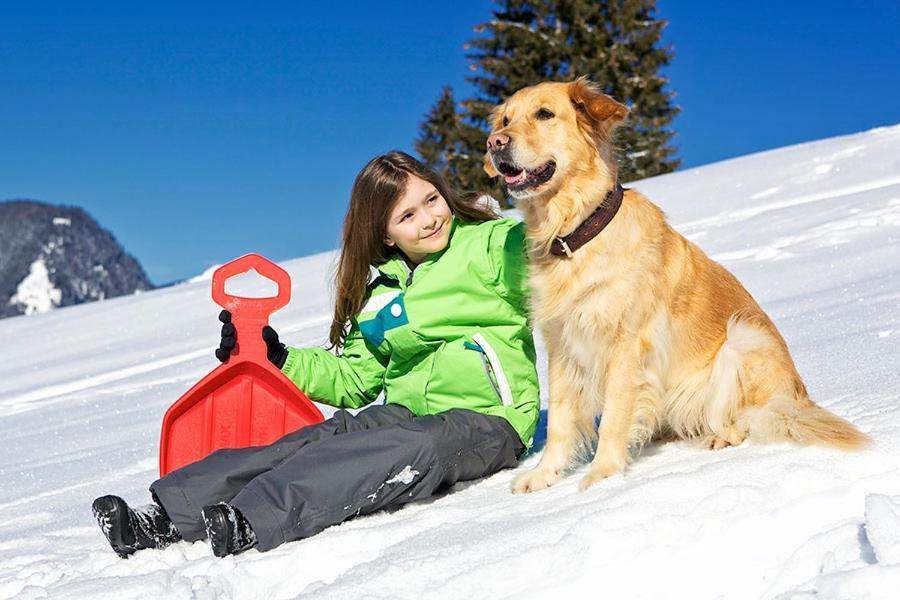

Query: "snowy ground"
<box><xmin>2</xmin><ymin>125</ymin><xmax>900</xmax><ymax>599</ymax></box>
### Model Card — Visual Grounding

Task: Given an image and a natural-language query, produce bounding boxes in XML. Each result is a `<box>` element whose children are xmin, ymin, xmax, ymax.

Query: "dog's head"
<box><xmin>484</xmin><ymin>78</ymin><xmax>628</xmax><ymax>201</ymax></box>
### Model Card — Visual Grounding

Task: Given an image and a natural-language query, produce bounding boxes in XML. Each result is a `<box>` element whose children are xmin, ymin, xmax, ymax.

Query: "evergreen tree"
<box><xmin>414</xmin><ymin>87</ymin><xmax>499</xmax><ymax>200</ymax></box>
<box><xmin>416</xmin><ymin>0</ymin><xmax>680</xmax><ymax>205</ymax></box>
<box><xmin>415</xmin><ymin>86</ymin><xmax>457</xmax><ymax>173</ymax></box>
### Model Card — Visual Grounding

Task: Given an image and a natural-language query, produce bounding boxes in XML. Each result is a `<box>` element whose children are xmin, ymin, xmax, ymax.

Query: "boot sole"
<box><xmin>91</xmin><ymin>495</ymin><xmax>135</xmax><ymax>559</ymax></box>
<box><xmin>202</xmin><ymin>505</ymin><xmax>232</xmax><ymax>558</ymax></box>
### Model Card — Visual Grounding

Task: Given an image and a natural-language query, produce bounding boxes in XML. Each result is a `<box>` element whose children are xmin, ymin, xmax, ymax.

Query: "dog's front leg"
<box><xmin>579</xmin><ymin>341</ymin><xmax>640</xmax><ymax>490</ymax></box>
<box><xmin>512</xmin><ymin>353</ymin><xmax>588</xmax><ymax>493</ymax></box>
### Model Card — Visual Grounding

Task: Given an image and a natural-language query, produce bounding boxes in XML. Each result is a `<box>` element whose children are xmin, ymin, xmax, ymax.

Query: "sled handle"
<box><xmin>212</xmin><ymin>253</ymin><xmax>291</xmax><ymax>315</ymax></box>
<box><xmin>211</xmin><ymin>254</ymin><xmax>291</xmax><ymax>363</ymax></box>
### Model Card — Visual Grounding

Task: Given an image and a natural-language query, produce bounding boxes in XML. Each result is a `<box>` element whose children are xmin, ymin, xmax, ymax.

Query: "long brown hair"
<box><xmin>328</xmin><ymin>150</ymin><xmax>499</xmax><ymax>350</ymax></box>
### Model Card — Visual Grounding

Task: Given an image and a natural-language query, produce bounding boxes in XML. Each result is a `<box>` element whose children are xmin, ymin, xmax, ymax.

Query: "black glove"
<box><xmin>215</xmin><ymin>310</ymin><xmax>236</xmax><ymax>362</ymax></box>
<box><xmin>262</xmin><ymin>325</ymin><xmax>289</xmax><ymax>369</ymax></box>
<box><xmin>214</xmin><ymin>309</ymin><xmax>288</xmax><ymax>369</ymax></box>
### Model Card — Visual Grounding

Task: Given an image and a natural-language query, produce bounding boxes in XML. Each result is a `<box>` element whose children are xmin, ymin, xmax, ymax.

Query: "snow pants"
<box><xmin>150</xmin><ymin>404</ymin><xmax>524</xmax><ymax>551</ymax></box>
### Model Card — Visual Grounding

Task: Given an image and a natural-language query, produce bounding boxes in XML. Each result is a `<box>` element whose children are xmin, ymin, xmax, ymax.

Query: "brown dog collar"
<box><xmin>550</xmin><ymin>182</ymin><xmax>625</xmax><ymax>258</ymax></box>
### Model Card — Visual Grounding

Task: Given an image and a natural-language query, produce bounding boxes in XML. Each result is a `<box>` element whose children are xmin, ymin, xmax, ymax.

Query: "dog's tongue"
<box><xmin>504</xmin><ymin>170</ymin><xmax>527</xmax><ymax>185</ymax></box>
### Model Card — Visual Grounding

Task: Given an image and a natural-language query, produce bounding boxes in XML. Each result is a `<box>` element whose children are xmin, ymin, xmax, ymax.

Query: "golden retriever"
<box><xmin>483</xmin><ymin>78</ymin><xmax>869</xmax><ymax>493</ymax></box>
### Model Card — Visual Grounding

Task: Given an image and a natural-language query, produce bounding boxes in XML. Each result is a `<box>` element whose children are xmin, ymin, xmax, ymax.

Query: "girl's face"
<box><xmin>384</xmin><ymin>174</ymin><xmax>453</xmax><ymax>265</ymax></box>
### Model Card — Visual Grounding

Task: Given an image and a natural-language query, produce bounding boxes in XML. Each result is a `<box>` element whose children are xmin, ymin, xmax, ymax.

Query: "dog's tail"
<box><xmin>715</xmin><ymin>315</ymin><xmax>871</xmax><ymax>450</ymax></box>
<box><xmin>786</xmin><ymin>400</ymin><xmax>871</xmax><ymax>449</ymax></box>
<box><xmin>742</xmin><ymin>394</ymin><xmax>870</xmax><ymax>450</ymax></box>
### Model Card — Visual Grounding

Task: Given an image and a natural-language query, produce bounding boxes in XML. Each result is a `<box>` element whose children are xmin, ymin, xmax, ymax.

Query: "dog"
<box><xmin>483</xmin><ymin>78</ymin><xmax>870</xmax><ymax>493</ymax></box>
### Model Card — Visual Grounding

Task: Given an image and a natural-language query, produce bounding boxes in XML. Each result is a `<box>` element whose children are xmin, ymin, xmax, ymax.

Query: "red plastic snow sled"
<box><xmin>158</xmin><ymin>253</ymin><xmax>324</xmax><ymax>476</ymax></box>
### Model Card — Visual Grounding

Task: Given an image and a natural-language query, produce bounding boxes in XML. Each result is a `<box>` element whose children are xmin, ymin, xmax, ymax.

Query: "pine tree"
<box><xmin>415</xmin><ymin>87</ymin><xmax>457</xmax><ymax>173</ymax></box>
<box><xmin>415</xmin><ymin>0</ymin><xmax>680</xmax><ymax>205</ymax></box>
<box><xmin>414</xmin><ymin>87</ymin><xmax>500</xmax><ymax>199</ymax></box>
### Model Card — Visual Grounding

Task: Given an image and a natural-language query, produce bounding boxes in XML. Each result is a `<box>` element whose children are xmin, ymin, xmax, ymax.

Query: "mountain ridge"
<box><xmin>0</xmin><ymin>199</ymin><xmax>154</xmax><ymax>318</ymax></box>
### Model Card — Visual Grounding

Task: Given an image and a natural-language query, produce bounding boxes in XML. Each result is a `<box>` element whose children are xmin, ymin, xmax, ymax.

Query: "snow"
<box><xmin>52</xmin><ymin>217</ymin><xmax>71</xmax><ymax>227</ymax></box>
<box><xmin>2</xmin><ymin>124</ymin><xmax>900</xmax><ymax>599</ymax></box>
<box><xmin>385</xmin><ymin>466</ymin><xmax>420</xmax><ymax>486</ymax></box>
<box><xmin>366</xmin><ymin>466</ymin><xmax>421</xmax><ymax>503</ymax></box>
<box><xmin>864</xmin><ymin>494</ymin><xmax>900</xmax><ymax>565</ymax></box>
<box><xmin>7</xmin><ymin>258</ymin><xmax>62</xmax><ymax>315</ymax></box>
<box><xmin>187</xmin><ymin>264</ymin><xmax>222</xmax><ymax>284</ymax></box>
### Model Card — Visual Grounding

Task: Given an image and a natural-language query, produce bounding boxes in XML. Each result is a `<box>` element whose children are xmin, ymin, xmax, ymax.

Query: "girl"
<box><xmin>92</xmin><ymin>151</ymin><xmax>540</xmax><ymax>558</ymax></box>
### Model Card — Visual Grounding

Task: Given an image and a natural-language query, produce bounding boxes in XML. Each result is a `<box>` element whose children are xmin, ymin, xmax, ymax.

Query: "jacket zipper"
<box><xmin>464</xmin><ymin>341</ymin><xmax>502</xmax><ymax>401</ymax></box>
<box><xmin>465</xmin><ymin>334</ymin><xmax>514</xmax><ymax>407</ymax></box>
<box><xmin>394</xmin><ymin>259</ymin><xmax>414</xmax><ymax>288</ymax></box>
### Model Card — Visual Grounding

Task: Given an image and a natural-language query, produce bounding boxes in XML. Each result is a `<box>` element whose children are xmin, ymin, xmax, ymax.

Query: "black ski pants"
<box><xmin>150</xmin><ymin>404</ymin><xmax>524</xmax><ymax>551</ymax></box>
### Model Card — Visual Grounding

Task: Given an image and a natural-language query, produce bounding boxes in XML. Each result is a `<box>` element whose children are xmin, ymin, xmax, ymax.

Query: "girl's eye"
<box><xmin>536</xmin><ymin>108</ymin><xmax>554</xmax><ymax>120</ymax></box>
<box><xmin>427</xmin><ymin>196</ymin><xmax>436</xmax><ymax>204</ymax></box>
<box><xmin>401</xmin><ymin>213</ymin><xmax>412</xmax><ymax>222</ymax></box>
<box><xmin>502</xmin><ymin>116</ymin><xmax>509</xmax><ymax>127</ymax></box>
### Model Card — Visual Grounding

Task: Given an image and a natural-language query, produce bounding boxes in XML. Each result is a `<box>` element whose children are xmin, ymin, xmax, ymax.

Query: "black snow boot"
<box><xmin>201</xmin><ymin>502</ymin><xmax>258</xmax><ymax>557</ymax></box>
<box><xmin>91</xmin><ymin>495</ymin><xmax>182</xmax><ymax>558</ymax></box>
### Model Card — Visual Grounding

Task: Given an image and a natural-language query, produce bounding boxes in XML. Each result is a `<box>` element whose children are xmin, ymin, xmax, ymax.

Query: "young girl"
<box><xmin>92</xmin><ymin>151</ymin><xmax>540</xmax><ymax>558</ymax></box>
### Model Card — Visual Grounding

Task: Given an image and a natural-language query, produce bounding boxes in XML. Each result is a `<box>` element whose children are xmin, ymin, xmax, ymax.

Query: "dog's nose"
<box><xmin>486</xmin><ymin>132</ymin><xmax>510</xmax><ymax>153</ymax></box>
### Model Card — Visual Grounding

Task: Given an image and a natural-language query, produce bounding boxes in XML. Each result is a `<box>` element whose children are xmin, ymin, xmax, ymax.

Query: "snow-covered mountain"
<box><xmin>0</xmin><ymin>200</ymin><xmax>153</xmax><ymax>319</ymax></box>
<box><xmin>2</xmin><ymin>125</ymin><xmax>900</xmax><ymax>599</ymax></box>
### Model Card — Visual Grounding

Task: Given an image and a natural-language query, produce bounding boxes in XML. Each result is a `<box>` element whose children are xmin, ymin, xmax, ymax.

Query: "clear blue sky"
<box><xmin>2</xmin><ymin>1</ymin><xmax>898</xmax><ymax>284</ymax></box>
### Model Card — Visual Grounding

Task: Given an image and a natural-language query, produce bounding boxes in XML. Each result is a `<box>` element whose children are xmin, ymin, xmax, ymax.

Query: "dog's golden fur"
<box><xmin>484</xmin><ymin>79</ymin><xmax>869</xmax><ymax>493</ymax></box>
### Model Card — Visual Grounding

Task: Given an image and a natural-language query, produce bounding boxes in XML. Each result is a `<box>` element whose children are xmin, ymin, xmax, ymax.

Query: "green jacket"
<box><xmin>280</xmin><ymin>217</ymin><xmax>540</xmax><ymax>448</ymax></box>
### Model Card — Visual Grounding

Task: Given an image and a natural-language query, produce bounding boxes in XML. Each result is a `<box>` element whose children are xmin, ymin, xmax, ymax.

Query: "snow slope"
<box><xmin>2</xmin><ymin>125</ymin><xmax>900</xmax><ymax>599</ymax></box>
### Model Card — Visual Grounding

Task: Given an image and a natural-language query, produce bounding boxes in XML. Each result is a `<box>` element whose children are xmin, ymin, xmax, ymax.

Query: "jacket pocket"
<box><xmin>465</xmin><ymin>333</ymin><xmax>514</xmax><ymax>407</ymax></box>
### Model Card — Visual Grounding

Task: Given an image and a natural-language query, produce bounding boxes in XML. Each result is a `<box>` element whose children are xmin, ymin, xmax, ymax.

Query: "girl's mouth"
<box><xmin>422</xmin><ymin>223</ymin><xmax>443</xmax><ymax>240</ymax></box>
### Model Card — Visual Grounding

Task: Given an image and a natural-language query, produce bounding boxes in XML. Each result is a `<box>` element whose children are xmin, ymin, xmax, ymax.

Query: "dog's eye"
<box><xmin>536</xmin><ymin>108</ymin><xmax>555</xmax><ymax>120</ymax></box>
<box><xmin>502</xmin><ymin>116</ymin><xmax>509</xmax><ymax>127</ymax></box>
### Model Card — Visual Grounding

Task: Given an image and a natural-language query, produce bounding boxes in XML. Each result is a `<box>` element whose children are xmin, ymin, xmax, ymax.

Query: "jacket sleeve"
<box><xmin>488</xmin><ymin>219</ymin><xmax>531</xmax><ymax>310</ymax></box>
<box><xmin>280</xmin><ymin>319</ymin><xmax>388</xmax><ymax>409</ymax></box>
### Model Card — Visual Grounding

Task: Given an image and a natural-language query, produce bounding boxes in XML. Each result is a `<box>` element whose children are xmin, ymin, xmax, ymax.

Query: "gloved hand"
<box><xmin>215</xmin><ymin>310</ymin><xmax>236</xmax><ymax>363</ymax></box>
<box><xmin>262</xmin><ymin>325</ymin><xmax>289</xmax><ymax>369</ymax></box>
<box><xmin>215</xmin><ymin>310</ymin><xmax>289</xmax><ymax>369</ymax></box>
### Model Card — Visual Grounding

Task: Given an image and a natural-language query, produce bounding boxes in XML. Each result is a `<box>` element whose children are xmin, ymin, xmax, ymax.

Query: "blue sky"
<box><xmin>2</xmin><ymin>1</ymin><xmax>898</xmax><ymax>284</ymax></box>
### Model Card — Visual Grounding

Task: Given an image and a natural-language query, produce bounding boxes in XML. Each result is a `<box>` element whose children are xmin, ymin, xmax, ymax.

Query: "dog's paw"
<box><xmin>702</xmin><ymin>427</ymin><xmax>746</xmax><ymax>450</ymax></box>
<box><xmin>705</xmin><ymin>435</ymin><xmax>732</xmax><ymax>450</ymax></box>
<box><xmin>511</xmin><ymin>468</ymin><xmax>561</xmax><ymax>494</ymax></box>
<box><xmin>578</xmin><ymin>461</ymin><xmax>624</xmax><ymax>491</ymax></box>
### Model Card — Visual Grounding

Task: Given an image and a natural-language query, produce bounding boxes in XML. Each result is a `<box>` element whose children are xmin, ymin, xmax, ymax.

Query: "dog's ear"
<box><xmin>569</xmin><ymin>77</ymin><xmax>628</xmax><ymax>138</ymax></box>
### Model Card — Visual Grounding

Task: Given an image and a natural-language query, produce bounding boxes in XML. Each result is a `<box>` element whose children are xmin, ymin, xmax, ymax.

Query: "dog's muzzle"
<box><xmin>487</xmin><ymin>132</ymin><xmax>556</xmax><ymax>192</ymax></box>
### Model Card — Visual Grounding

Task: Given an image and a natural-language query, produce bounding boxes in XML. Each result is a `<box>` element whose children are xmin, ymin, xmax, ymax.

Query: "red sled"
<box><xmin>158</xmin><ymin>253</ymin><xmax>324</xmax><ymax>477</ymax></box>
